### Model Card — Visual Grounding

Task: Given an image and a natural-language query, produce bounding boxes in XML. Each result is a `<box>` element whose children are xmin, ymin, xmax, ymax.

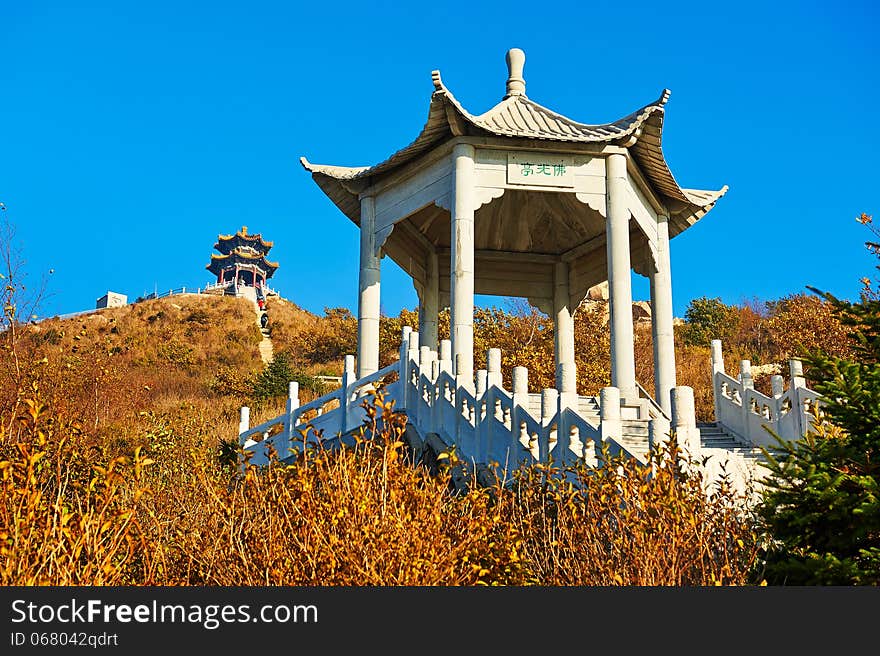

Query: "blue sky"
<box><xmin>2</xmin><ymin>1</ymin><xmax>877</xmax><ymax>320</ymax></box>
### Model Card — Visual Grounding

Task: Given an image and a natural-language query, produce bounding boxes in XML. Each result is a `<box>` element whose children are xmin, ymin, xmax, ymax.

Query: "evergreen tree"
<box><xmin>756</xmin><ymin>294</ymin><xmax>880</xmax><ymax>585</ymax></box>
<box><xmin>251</xmin><ymin>352</ymin><xmax>322</xmax><ymax>400</ymax></box>
<box><xmin>679</xmin><ymin>296</ymin><xmax>740</xmax><ymax>347</ymax></box>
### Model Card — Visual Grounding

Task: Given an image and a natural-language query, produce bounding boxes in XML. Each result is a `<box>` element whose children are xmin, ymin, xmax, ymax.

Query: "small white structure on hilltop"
<box><xmin>96</xmin><ymin>291</ymin><xmax>127</xmax><ymax>309</ymax></box>
<box><xmin>239</xmin><ymin>48</ymin><xmax>817</xmax><ymax>494</ymax></box>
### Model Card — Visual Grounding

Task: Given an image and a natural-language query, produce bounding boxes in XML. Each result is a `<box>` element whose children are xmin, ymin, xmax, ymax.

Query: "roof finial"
<box><xmin>505</xmin><ymin>48</ymin><xmax>526</xmax><ymax>98</ymax></box>
<box><xmin>241</xmin><ymin>225</ymin><xmax>247</xmax><ymax>235</ymax></box>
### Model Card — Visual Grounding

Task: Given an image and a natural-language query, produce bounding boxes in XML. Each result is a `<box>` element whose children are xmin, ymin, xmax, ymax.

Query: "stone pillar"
<box><xmin>358</xmin><ymin>194</ymin><xmax>381</xmax><ymax>378</ymax></box>
<box><xmin>605</xmin><ymin>152</ymin><xmax>637</xmax><ymax>401</ymax></box>
<box><xmin>671</xmin><ymin>386</ymin><xmax>700</xmax><ymax>455</ymax></box>
<box><xmin>711</xmin><ymin>339</ymin><xmax>725</xmax><ymax>422</ymax></box>
<box><xmin>419</xmin><ymin>250</ymin><xmax>440</xmax><ymax>352</ymax></box>
<box><xmin>553</xmin><ymin>261</ymin><xmax>577</xmax><ymax>399</ymax></box>
<box><xmin>599</xmin><ymin>386</ymin><xmax>621</xmax><ymax>445</ymax></box>
<box><xmin>451</xmin><ymin>143</ymin><xmax>475</xmax><ymax>384</ymax></box>
<box><xmin>649</xmin><ymin>215</ymin><xmax>676</xmax><ymax>416</ymax></box>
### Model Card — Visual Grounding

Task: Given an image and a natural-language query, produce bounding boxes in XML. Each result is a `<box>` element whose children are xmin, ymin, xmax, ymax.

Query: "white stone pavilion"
<box><xmin>301</xmin><ymin>48</ymin><xmax>727</xmax><ymax>415</ymax></box>
<box><xmin>240</xmin><ymin>49</ymin><xmax>824</xmax><ymax>494</ymax></box>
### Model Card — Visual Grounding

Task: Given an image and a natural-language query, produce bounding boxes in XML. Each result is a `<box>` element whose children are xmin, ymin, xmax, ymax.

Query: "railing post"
<box><xmin>407</xmin><ymin>332</ymin><xmax>420</xmax><ymax>425</ymax></box>
<box><xmin>478</xmin><ymin>384</ymin><xmax>491</xmax><ymax>463</ymax></box>
<box><xmin>475</xmin><ymin>370</ymin><xmax>488</xmax><ymax>397</ymax></box>
<box><xmin>239</xmin><ymin>406</ymin><xmax>250</xmax><ymax>438</ymax></box>
<box><xmin>600</xmin><ymin>386</ymin><xmax>621</xmax><ymax>446</ymax></box>
<box><xmin>710</xmin><ymin>339</ymin><xmax>725</xmax><ymax>423</ymax></box>
<box><xmin>511</xmin><ymin>367</ymin><xmax>529</xmax><ymax>468</ymax></box>
<box><xmin>771</xmin><ymin>374</ymin><xmax>784</xmax><ymax>398</ymax></box>
<box><xmin>790</xmin><ymin>358</ymin><xmax>807</xmax><ymax>437</ymax></box>
<box><xmin>487</xmin><ymin>348</ymin><xmax>502</xmax><ymax>390</ymax></box>
<box><xmin>431</xmin><ymin>359</ymin><xmax>442</xmax><ymax>436</ymax></box>
<box><xmin>419</xmin><ymin>346</ymin><xmax>437</xmax><ymax>434</ymax></box>
<box><xmin>649</xmin><ymin>414</ymin><xmax>671</xmax><ymax>451</ymax></box>
<box><xmin>739</xmin><ymin>359</ymin><xmax>753</xmax><ymax>443</ymax></box>
<box><xmin>341</xmin><ymin>354</ymin><xmax>355</xmax><ymax>435</ymax></box>
<box><xmin>557</xmin><ymin>361</ymin><xmax>577</xmax><ymax>461</ymax></box>
<box><xmin>286</xmin><ymin>381</ymin><xmax>300</xmax><ymax>437</ymax></box>
<box><xmin>399</xmin><ymin>326</ymin><xmax>412</xmax><ymax>412</ymax></box>
<box><xmin>541</xmin><ymin>388</ymin><xmax>558</xmax><ymax>462</ymax></box>
<box><xmin>671</xmin><ymin>386</ymin><xmax>700</xmax><ymax>456</ymax></box>
<box><xmin>439</xmin><ymin>339</ymin><xmax>452</xmax><ymax>375</ymax></box>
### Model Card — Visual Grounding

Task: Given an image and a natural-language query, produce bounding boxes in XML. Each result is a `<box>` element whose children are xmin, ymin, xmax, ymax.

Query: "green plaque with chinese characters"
<box><xmin>507</xmin><ymin>152</ymin><xmax>575</xmax><ymax>188</ymax></box>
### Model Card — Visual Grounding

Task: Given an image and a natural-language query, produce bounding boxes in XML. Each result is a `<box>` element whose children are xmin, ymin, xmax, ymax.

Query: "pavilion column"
<box><xmin>605</xmin><ymin>152</ymin><xmax>637</xmax><ymax>401</ymax></box>
<box><xmin>650</xmin><ymin>215</ymin><xmax>677</xmax><ymax>415</ymax></box>
<box><xmin>451</xmin><ymin>143</ymin><xmax>475</xmax><ymax>383</ymax></box>
<box><xmin>358</xmin><ymin>194</ymin><xmax>381</xmax><ymax>378</ymax></box>
<box><xmin>553</xmin><ymin>260</ymin><xmax>576</xmax><ymax>397</ymax></box>
<box><xmin>419</xmin><ymin>250</ymin><xmax>439</xmax><ymax>352</ymax></box>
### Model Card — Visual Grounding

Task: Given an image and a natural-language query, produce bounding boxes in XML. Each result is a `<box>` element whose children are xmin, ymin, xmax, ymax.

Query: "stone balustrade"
<box><xmin>237</xmin><ymin>326</ymin><xmax>700</xmax><ymax>475</ymax></box>
<box><xmin>710</xmin><ymin>339</ymin><xmax>823</xmax><ymax>447</ymax></box>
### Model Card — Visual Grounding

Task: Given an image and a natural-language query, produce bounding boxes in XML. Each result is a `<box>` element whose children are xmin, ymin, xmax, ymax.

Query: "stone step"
<box><xmin>620</xmin><ymin>420</ymin><xmax>649</xmax><ymax>437</ymax></box>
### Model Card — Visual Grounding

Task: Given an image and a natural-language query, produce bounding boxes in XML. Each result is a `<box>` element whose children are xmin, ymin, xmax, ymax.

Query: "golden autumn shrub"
<box><xmin>506</xmin><ymin>439</ymin><xmax>760</xmax><ymax>586</ymax></box>
<box><xmin>0</xmin><ymin>394</ymin><xmax>158</xmax><ymax>585</ymax></box>
<box><xmin>173</xmin><ymin>394</ymin><xmax>527</xmax><ymax>586</ymax></box>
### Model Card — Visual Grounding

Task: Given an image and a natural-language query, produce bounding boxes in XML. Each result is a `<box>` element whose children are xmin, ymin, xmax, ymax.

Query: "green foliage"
<box><xmin>678</xmin><ymin>296</ymin><xmax>740</xmax><ymax>347</ymax></box>
<box><xmin>250</xmin><ymin>351</ymin><xmax>323</xmax><ymax>401</ymax></box>
<box><xmin>756</xmin><ymin>294</ymin><xmax>880</xmax><ymax>585</ymax></box>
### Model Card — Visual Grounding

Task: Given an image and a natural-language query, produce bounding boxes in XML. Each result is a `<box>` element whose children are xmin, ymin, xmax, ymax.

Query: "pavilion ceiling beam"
<box><xmin>561</xmin><ymin>233</ymin><xmax>606</xmax><ymax>263</ymax></box>
<box><xmin>437</xmin><ymin>247</ymin><xmax>558</xmax><ymax>264</ymax></box>
<box><xmin>542</xmin><ymin>192</ymin><xmax>589</xmax><ymax>245</ymax></box>
<box><xmin>416</xmin><ymin>204</ymin><xmax>446</xmax><ymax>245</ymax></box>
<box><xmin>558</xmin><ymin>191</ymin><xmax>603</xmax><ymax>239</ymax></box>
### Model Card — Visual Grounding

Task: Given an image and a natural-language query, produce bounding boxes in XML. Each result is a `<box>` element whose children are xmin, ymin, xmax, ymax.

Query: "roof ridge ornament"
<box><xmin>431</xmin><ymin>69</ymin><xmax>443</xmax><ymax>91</ymax></box>
<box><xmin>505</xmin><ymin>48</ymin><xmax>526</xmax><ymax>98</ymax></box>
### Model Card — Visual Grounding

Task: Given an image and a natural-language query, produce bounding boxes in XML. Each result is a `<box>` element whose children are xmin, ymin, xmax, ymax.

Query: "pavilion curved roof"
<box><xmin>301</xmin><ymin>55</ymin><xmax>727</xmax><ymax>239</ymax></box>
<box><xmin>205</xmin><ymin>251</ymin><xmax>279</xmax><ymax>277</ymax></box>
<box><xmin>215</xmin><ymin>226</ymin><xmax>274</xmax><ymax>253</ymax></box>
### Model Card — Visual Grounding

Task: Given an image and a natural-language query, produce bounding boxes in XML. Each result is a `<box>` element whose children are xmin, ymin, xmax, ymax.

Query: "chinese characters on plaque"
<box><xmin>507</xmin><ymin>152</ymin><xmax>575</xmax><ymax>187</ymax></box>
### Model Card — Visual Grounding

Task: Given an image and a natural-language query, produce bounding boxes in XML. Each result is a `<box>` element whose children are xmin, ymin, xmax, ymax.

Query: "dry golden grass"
<box><xmin>0</xmin><ymin>383</ymin><xmax>759</xmax><ymax>586</ymax></box>
<box><xmin>0</xmin><ymin>292</ymin><xmax>783</xmax><ymax>586</ymax></box>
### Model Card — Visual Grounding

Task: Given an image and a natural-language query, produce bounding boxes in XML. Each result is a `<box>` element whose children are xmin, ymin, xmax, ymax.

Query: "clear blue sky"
<box><xmin>2</xmin><ymin>1</ymin><xmax>877</xmax><ymax>320</ymax></box>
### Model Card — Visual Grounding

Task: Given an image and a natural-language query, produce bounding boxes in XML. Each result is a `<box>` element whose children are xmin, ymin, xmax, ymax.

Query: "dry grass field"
<box><xmin>0</xmin><ymin>290</ymin><xmax>851</xmax><ymax>585</ymax></box>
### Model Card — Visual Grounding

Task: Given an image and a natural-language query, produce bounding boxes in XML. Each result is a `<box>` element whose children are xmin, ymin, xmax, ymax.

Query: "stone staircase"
<box><xmin>620</xmin><ymin>419</ymin><xmax>651</xmax><ymax>460</ymax></box>
<box><xmin>698</xmin><ymin>422</ymin><xmax>762</xmax><ymax>457</ymax></box>
<box><xmin>697</xmin><ymin>421</ymin><xmax>768</xmax><ymax>494</ymax></box>
<box><xmin>577</xmin><ymin>395</ymin><xmax>600</xmax><ymax>419</ymax></box>
<box><xmin>258</xmin><ymin>323</ymin><xmax>273</xmax><ymax>364</ymax></box>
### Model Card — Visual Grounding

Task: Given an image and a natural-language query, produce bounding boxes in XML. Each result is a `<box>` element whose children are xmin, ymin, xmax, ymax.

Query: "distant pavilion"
<box><xmin>301</xmin><ymin>49</ymin><xmax>726</xmax><ymax>414</ymax></box>
<box><xmin>206</xmin><ymin>226</ymin><xmax>279</xmax><ymax>292</ymax></box>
